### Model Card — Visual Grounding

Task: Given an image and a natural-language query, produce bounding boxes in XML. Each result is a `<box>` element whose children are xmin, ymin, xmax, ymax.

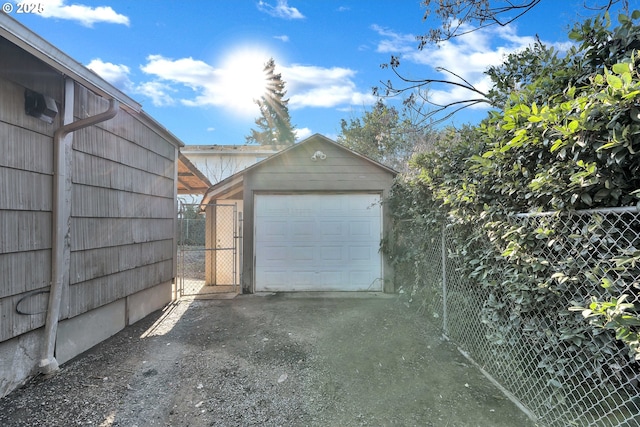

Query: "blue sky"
<box><xmin>4</xmin><ymin>0</ymin><xmax>628</xmax><ymax>145</ymax></box>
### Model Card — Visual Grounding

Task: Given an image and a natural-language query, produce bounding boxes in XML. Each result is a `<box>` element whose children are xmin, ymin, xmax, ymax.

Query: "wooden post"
<box><xmin>205</xmin><ymin>204</ymin><xmax>217</xmax><ymax>286</ymax></box>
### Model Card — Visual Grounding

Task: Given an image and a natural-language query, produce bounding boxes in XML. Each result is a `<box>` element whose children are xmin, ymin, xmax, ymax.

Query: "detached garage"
<box><xmin>201</xmin><ymin>134</ymin><xmax>397</xmax><ymax>293</ymax></box>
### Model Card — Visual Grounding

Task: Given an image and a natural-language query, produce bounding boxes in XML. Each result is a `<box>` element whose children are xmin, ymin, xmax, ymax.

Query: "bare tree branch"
<box><xmin>373</xmin><ymin>0</ymin><xmax>629</xmax><ymax>123</ymax></box>
<box><xmin>410</xmin><ymin>97</ymin><xmax>489</xmax><ymax>126</ymax></box>
<box><xmin>420</xmin><ymin>0</ymin><xmax>543</xmax><ymax>45</ymax></box>
<box><xmin>375</xmin><ymin>59</ymin><xmax>493</xmax><ymax>124</ymax></box>
<box><xmin>378</xmin><ymin>61</ymin><xmax>490</xmax><ymax>99</ymax></box>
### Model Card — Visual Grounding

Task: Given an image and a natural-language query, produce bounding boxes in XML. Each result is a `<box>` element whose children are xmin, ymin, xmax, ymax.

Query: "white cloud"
<box><xmin>87</xmin><ymin>58</ymin><xmax>179</xmax><ymax>106</ymax></box>
<box><xmin>274</xmin><ymin>35</ymin><xmax>290</xmax><ymax>42</ymax></box>
<box><xmin>371</xmin><ymin>24</ymin><xmax>416</xmax><ymax>54</ymax></box>
<box><xmin>282</xmin><ymin>64</ymin><xmax>376</xmax><ymax>109</ymax></box>
<box><xmin>20</xmin><ymin>0</ymin><xmax>129</xmax><ymax>26</ymax></box>
<box><xmin>87</xmin><ymin>59</ymin><xmax>133</xmax><ymax>91</ymax></box>
<box><xmin>295</xmin><ymin>127</ymin><xmax>312</xmax><ymax>140</ymax></box>
<box><xmin>138</xmin><ymin>53</ymin><xmax>375</xmax><ymax>114</ymax></box>
<box><xmin>136</xmin><ymin>81</ymin><xmax>176</xmax><ymax>107</ymax></box>
<box><xmin>257</xmin><ymin>0</ymin><xmax>304</xmax><ymax>19</ymax></box>
<box><xmin>140</xmin><ymin>53</ymin><xmax>269</xmax><ymax>115</ymax></box>
<box><xmin>141</xmin><ymin>55</ymin><xmax>216</xmax><ymax>90</ymax></box>
<box><xmin>85</xmin><ymin>52</ymin><xmax>378</xmax><ymax>123</ymax></box>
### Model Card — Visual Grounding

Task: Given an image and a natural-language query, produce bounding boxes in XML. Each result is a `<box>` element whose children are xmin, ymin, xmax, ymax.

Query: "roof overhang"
<box><xmin>180</xmin><ymin>145</ymin><xmax>288</xmax><ymax>155</ymax></box>
<box><xmin>178</xmin><ymin>153</ymin><xmax>213</xmax><ymax>194</ymax></box>
<box><xmin>0</xmin><ymin>14</ymin><xmax>141</xmax><ymax>114</ymax></box>
<box><xmin>0</xmin><ymin>14</ymin><xmax>186</xmax><ymax>151</ymax></box>
<box><xmin>201</xmin><ymin>173</ymin><xmax>244</xmax><ymax>205</ymax></box>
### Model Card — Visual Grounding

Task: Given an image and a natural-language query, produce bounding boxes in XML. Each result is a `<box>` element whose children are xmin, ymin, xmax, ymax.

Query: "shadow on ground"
<box><xmin>0</xmin><ymin>293</ymin><xmax>536</xmax><ymax>426</ymax></box>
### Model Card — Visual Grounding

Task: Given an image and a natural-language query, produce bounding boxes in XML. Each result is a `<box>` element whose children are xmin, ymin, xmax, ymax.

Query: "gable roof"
<box><xmin>201</xmin><ymin>133</ymin><xmax>397</xmax><ymax>204</ymax></box>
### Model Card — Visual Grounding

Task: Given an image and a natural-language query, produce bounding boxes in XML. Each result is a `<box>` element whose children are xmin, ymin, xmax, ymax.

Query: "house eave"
<box><xmin>0</xmin><ymin>14</ymin><xmax>141</xmax><ymax>114</ymax></box>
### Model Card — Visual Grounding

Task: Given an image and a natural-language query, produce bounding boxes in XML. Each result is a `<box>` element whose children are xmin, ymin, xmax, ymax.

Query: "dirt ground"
<box><xmin>0</xmin><ymin>293</ymin><xmax>536</xmax><ymax>427</ymax></box>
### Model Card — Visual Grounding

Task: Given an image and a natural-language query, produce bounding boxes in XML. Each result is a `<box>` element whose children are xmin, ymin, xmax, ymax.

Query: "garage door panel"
<box><xmin>320</xmin><ymin>246</ymin><xmax>343</xmax><ymax>262</ymax></box>
<box><xmin>292</xmin><ymin>221</ymin><xmax>314</xmax><ymax>238</ymax></box>
<box><xmin>255</xmin><ymin>194</ymin><xmax>382</xmax><ymax>292</ymax></box>
<box><xmin>349</xmin><ymin>271</ymin><xmax>376</xmax><ymax>287</ymax></box>
<box><xmin>318</xmin><ymin>220</ymin><xmax>343</xmax><ymax>237</ymax></box>
<box><xmin>263</xmin><ymin>270</ymin><xmax>290</xmax><ymax>285</ymax></box>
<box><xmin>292</xmin><ymin>271</ymin><xmax>318</xmax><ymax>286</ymax></box>
<box><xmin>321</xmin><ymin>197</ymin><xmax>343</xmax><ymax>214</ymax></box>
<box><xmin>320</xmin><ymin>271</ymin><xmax>341</xmax><ymax>285</ymax></box>
<box><xmin>349</xmin><ymin>245</ymin><xmax>375</xmax><ymax>261</ymax></box>
<box><xmin>348</xmin><ymin>196</ymin><xmax>379</xmax><ymax>215</ymax></box>
<box><xmin>260</xmin><ymin>245</ymin><xmax>289</xmax><ymax>263</ymax></box>
<box><xmin>259</xmin><ymin>199</ymin><xmax>290</xmax><ymax>216</ymax></box>
<box><xmin>349</xmin><ymin>220</ymin><xmax>378</xmax><ymax>238</ymax></box>
<box><xmin>292</xmin><ymin>246</ymin><xmax>314</xmax><ymax>261</ymax></box>
<box><xmin>257</xmin><ymin>220</ymin><xmax>288</xmax><ymax>240</ymax></box>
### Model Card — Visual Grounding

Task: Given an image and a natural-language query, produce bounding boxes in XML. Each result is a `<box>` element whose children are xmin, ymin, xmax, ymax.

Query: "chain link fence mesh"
<box><xmin>409</xmin><ymin>207</ymin><xmax>640</xmax><ymax>427</ymax></box>
<box><xmin>178</xmin><ymin>218</ymin><xmax>206</xmax><ymax>246</ymax></box>
<box><xmin>177</xmin><ymin>203</ymin><xmax>238</xmax><ymax>296</ymax></box>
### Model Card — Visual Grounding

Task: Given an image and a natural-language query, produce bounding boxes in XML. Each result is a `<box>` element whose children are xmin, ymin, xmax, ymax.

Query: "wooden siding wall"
<box><xmin>67</xmin><ymin>85</ymin><xmax>176</xmax><ymax>318</ymax></box>
<box><xmin>0</xmin><ymin>38</ymin><xmax>62</xmax><ymax>342</ymax></box>
<box><xmin>0</xmin><ymin>36</ymin><xmax>178</xmax><ymax>343</ymax></box>
<box><xmin>249</xmin><ymin>140</ymin><xmax>393</xmax><ymax>191</ymax></box>
<box><xmin>241</xmin><ymin>138</ymin><xmax>396</xmax><ymax>292</ymax></box>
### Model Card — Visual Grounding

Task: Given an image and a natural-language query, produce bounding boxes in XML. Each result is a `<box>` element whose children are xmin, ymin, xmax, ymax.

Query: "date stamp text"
<box><xmin>2</xmin><ymin>2</ymin><xmax>45</xmax><ymax>14</ymax></box>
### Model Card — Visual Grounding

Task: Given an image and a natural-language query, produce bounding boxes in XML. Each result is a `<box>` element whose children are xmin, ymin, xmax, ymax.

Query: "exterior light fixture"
<box><xmin>311</xmin><ymin>150</ymin><xmax>326</xmax><ymax>161</ymax></box>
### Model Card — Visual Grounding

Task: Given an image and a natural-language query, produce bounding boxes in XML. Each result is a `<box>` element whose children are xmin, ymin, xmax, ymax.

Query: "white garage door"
<box><xmin>255</xmin><ymin>193</ymin><xmax>382</xmax><ymax>292</ymax></box>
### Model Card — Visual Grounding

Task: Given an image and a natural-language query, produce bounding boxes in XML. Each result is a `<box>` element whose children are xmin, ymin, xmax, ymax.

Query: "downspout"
<box><xmin>40</xmin><ymin>78</ymin><xmax>119</xmax><ymax>374</ymax></box>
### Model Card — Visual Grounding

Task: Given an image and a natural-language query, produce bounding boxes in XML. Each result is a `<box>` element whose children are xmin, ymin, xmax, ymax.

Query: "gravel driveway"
<box><xmin>0</xmin><ymin>293</ymin><xmax>535</xmax><ymax>426</ymax></box>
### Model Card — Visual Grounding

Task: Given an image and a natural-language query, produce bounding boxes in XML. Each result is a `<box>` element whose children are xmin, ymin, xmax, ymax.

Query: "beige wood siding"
<box><xmin>0</xmin><ymin>54</ymin><xmax>60</xmax><ymax>341</ymax></box>
<box><xmin>249</xmin><ymin>141</ymin><xmax>392</xmax><ymax>191</ymax></box>
<box><xmin>66</xmin><ymin>85</ymin><xmax>177</xmax><ymax>317</ymax></box>
<box><xmin>0</xmin><ymin>40</ymin><xmax>180</xmax><ymax>342</ymax></box>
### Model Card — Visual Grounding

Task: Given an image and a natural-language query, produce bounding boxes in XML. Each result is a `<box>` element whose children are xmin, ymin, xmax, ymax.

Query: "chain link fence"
<box><xmin>177</xmin><ymin>203</ymin><xmax>239</xmax><ymax>296</ymax></box>
<box><xmin>410</xmin><ymin>207</ymin><xmax>640</xmax><ymax>427</ymax></box>
<box><xmin>178</xmin><ymin>218</ymin><xmax>206</xmax><ymax>246</ymax></box>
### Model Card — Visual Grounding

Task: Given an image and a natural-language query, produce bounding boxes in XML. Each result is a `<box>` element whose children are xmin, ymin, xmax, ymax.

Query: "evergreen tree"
<box><xmin>246</xmin><ymin>58</ymin><xmax>296</xmax><ymax>146</ymax></box>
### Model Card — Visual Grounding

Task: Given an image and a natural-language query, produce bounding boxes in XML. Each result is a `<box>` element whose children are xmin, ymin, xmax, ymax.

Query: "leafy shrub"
<box><xmin>385</xmin><ymin>11</ymin><xmax>640</xmax><ymax>394</ymax></box>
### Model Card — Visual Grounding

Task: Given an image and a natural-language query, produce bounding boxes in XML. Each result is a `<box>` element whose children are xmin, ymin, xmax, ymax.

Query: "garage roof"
<box><xmin>201</xmin><ymin>134</ymin><xmax>397</xmax><ymax>205</ymax></box>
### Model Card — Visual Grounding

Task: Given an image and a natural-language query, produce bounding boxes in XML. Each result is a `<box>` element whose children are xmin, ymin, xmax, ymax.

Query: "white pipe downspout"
<box><xmin>40</xmin><ymin>79</ymin><xmax>119</xmax><ymax>374</ymax></box>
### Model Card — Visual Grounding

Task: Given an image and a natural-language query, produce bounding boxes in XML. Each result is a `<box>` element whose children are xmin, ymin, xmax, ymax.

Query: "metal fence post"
<box><xmin>441</xmin><ymin>223</ymin><xmax>448</xmax><ymax>336</ymax></box>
